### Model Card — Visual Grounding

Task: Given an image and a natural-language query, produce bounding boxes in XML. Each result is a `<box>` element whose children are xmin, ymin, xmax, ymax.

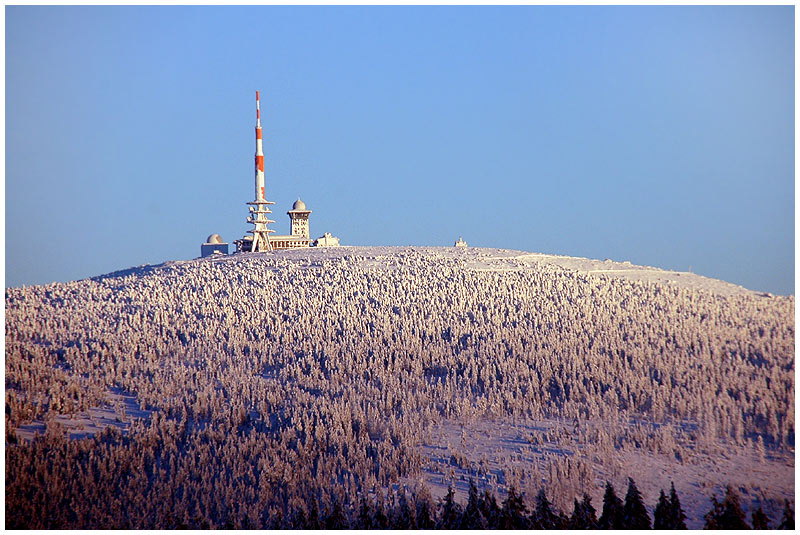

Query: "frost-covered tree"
<box><xmin>4</xmin><ymin>248</ymin><xmax>794</xmax><ymax>527</ymax></box>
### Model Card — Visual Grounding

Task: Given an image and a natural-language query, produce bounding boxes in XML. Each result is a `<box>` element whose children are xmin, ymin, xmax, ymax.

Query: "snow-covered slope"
<box><xmin>5</xmin><ymin>246</ymin><xmax>794</xmax><ymax>528</ymax></box>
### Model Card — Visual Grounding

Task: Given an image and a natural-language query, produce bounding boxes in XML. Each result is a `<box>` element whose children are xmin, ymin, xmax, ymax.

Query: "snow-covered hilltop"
<box><xmin>96</xmin><ymin>245</ymin><xmax>767</xmax><ymax>297</ymax></box>
<box><xmin>5</xmin><ymin>246</ymin><xmax>794</xmax><ymax>528</ymax></box>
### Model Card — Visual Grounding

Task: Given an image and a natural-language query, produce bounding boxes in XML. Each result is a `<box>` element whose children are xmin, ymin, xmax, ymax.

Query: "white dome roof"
<box><xmin>206</xmin><ymin>234</ymin><xmax>223</xmax><ymax>244</ymax></box>
<box><xmin>292</xmin><ymin>198</ymin><xmax>307</xmax><ymax>211</ymax></box>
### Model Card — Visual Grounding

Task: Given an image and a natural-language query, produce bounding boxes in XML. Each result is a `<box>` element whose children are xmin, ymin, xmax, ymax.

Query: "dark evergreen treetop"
<box><xmin>460</xmin><ymin>478</ymin><xmax>486</xmax><ymax>529</ymax></box>
<box><xmin>656</xmin><ymin>482</ymin><xmax>688</xmax><ymax>530</ymax></box>
<box><xmin>720</xmin><ymin>486</ymin><xmax>751</xmax><ymax>530</ymax></box>
<box><xmin>393</xmin><ymin>489</ymin><xmax>414</xmax><ymax>529</ymax></box>
<box><xmin>598</xmin><ymin>481</ymin><xmax>625</xmax><ymax>529</ymax></box>
<box><xmin>357</xmin><ymin>496</ymin><xmax>373</xmax><ymax>529</ymax></box>
<box><xmin>704</xmin><ymin>486</ymin><xmax>750</xmax><ymax>530</ymax></box>
<box><xmin>373</xmin><ymin>493</ymin><xmax>389</xmax><ymax>530</ymax></box>
<box><xmin>653</xmin><ymin>489</ymin><xmax>671</xmax><ymax>530</ymax></box>
<box><xmin>438</xmin><ymin>485</ymin><xmax>463</xmax><ymax>530</ymax></box>
<box><xmin>291</xmin><ymin>507</ymin><xmax>307</xmax><ymax>529</ymax></box>
<box><xmin>324</xmin><ymin>499</ymin><xmax>349</xmax><ymax>529</ymax></box>
<box><xmin>581</xmin><ymin>493</ymin><xmax>598</xmax><ymax>529</ymax></box>
<box><xmin>751</xmin><ymin>506</ymin><xmax>770</xmax><ymax>530</ymax></box>
<box><xmin>669</xmin><ymin>482</ymin><xmax>688</xmax><ymax>530</ymax></box>
<box><xmin>569</xmin><ymin>498</ymin><xmax>586</xmax><ymax>530</ymax></box>
<box><xmin>704</xmin><ymin>494</ymin><xmax>724</xmax><ymax>530</ymax></box>
<box><xmin>416</xmin><ymin>495</ymin><xmax>435</xmax><ymax>530</ymax></box>
<box><xmin>306</xmin><ymin>498</ymin><xmax>323</xmax><ymax>530</ymax></box>
<box><xmin>479</xmin><ymin>488</ymin><xmax>500</xmax><ymax>529</ymax></box>
<box><xmin>623</xmin><ymin>477</ymin><xmax>651</xmax><ymax>530</ymax></box>
<box><xmin>533</xmin><ymin>488</ymin><xmax>561</xmax><ymax>530</ymax></box>
<box><xmin>778</xmin><ymin>500</ymin><xmax>794</xmax><ymax>530</ymax></box>
<box><xmin>569</xmin><ymin>493</ymin><xmax>598</xmax><ymax>530</ymax></box>
<box><xmin>500</xmin><ymin>486</ymin><xmax>529</xmax><ymax>530</ymax></box>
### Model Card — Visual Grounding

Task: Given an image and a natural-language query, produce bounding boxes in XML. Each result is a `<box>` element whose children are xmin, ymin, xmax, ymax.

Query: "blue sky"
<box><xmin>5</xmin><ymin>6</ymin><xmax>795</xmax><ymax>294</ymax></box>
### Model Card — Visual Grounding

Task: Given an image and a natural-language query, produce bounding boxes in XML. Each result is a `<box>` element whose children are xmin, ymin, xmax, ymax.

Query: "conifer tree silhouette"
<box><xmin>623</xmin><ymin>477</ymin><xmax>651</xmax><ymax>529</ymax></box>
<box><xmin>751</xmin><ymin>505</ymin><xmax>770</xmax><ymax>530</ymax></box>
<box><xmin>669</xmin><ymin>482</ymin><xmax>688</xmax><ymax>529</ymax></box>
<box><xmin>356</xmin><ymin>496</ymin><xmax>372</xmax><ymax>529</ymax></box>
<box><xmin>438</xmin><ymin>485</ymin><xmax>462</xmax><ymax>529</ymax></box>
<box><xmin>582</xmin><ymin>493</ymin><xmax>598</xmax><ymax>529</ymax></box>
<box><xmin>533</xmin><ymin>487</ymin><xmax>561</xmax><ymax>529</ymax></box>
<box><xmin>569</xmin><ymin>494</ymin><xmax>597</xmax><ymax>530</ymax></box>
<box><xmin>778</xmin><ymin>500</ymin><xmax>794</xmax><ymax>530</ymax></box>
<box><xmin>500</xmin><ymin>486</ymin><xmax>528</xmax><ymax>529</ymax></box>
<box><xmin>416</xmin><ymin>494</ymin><xmax>435</xmax><ymax>530</ymax></box>
<box><xmin>705</xmin><ymin>486</ymin><xmax>749</xmax><ymax>529</ymax></box>
<box><xmin>324</xmin><ymin>499</ymin><xmax>349</xmax><ymax>529</ymax></box>
<box><xmin>653</xmin><ymin>489</ymin><xmax>670</xmax><ymax>529</ymax></box>
<box><xmin>460</xmin><ymin>478</ymin><xmax>485</xmax><ymax>529</ymax></box>
<box><xmin>479</xmin><ymin>488</ymin><xmax>500</xmax><ymax>529</ymax></box>
<box><xmin>598</xmin><ymin>481</ymin><xmax>624</xmax><ymax>529</ymax></box>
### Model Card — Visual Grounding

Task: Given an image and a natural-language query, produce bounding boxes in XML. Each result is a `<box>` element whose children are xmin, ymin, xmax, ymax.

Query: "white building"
<box><xmin>201</xmin><ymin>234</ymin><xmax>229</xmax><ymax>257</ymax></box>
<box><xmin>236</xmin><ymin>197</ymin><xmax>341</xmax><ymax>251</ymax></box>
<box><xmin>314</xmin><ymin>232</ymin><xmax>340</xmax><ymax>247</ymax></box>
<box><xmin>270</xmin><ymin>199</ymin><xmax>312</xmax><ymax>250</ymax></box>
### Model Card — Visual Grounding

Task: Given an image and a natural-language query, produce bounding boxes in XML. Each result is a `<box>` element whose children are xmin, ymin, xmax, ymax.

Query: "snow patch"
<box><xmin>13</xmin><ymin>387</ymin><xmax>151</xmax><ymax>443</ymax></box>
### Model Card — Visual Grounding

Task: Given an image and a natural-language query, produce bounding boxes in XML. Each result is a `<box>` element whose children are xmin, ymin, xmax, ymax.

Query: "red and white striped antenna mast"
<box><xmin>245</xmin><ymin>90</ymin><xmax>276</xmax><ymax>252</ymax></box>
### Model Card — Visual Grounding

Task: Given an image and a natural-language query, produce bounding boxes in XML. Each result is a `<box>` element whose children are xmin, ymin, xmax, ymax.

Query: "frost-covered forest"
<box><xmin>5</xmin><ymin>247</ymin><xmax>794</xmax><ymax>528</ymax></box>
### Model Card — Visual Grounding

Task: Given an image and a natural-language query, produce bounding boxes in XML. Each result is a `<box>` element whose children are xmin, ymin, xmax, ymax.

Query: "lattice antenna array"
<box><xmin>246</xmin><ymin>90</ymin><xmax>275</xmax><ymax>252</ymax></box>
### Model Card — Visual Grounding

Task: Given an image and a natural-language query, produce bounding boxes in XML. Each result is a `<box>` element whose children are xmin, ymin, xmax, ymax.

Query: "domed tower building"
<box><xmin>269</xmin><ymin>198</ymin><xmax>313</xmax><ymax>250</ymax></box>
<box><xmin>288</xmin><ymin>198</ymin><xmax>311</xmax><ymax>239</ymax></box>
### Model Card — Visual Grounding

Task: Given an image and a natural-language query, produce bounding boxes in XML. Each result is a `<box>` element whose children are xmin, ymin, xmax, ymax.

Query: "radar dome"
<box><xmin>206</xmin><ymin>234</ymin><xmax>223</xmax><ymax>244</ymax></box>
